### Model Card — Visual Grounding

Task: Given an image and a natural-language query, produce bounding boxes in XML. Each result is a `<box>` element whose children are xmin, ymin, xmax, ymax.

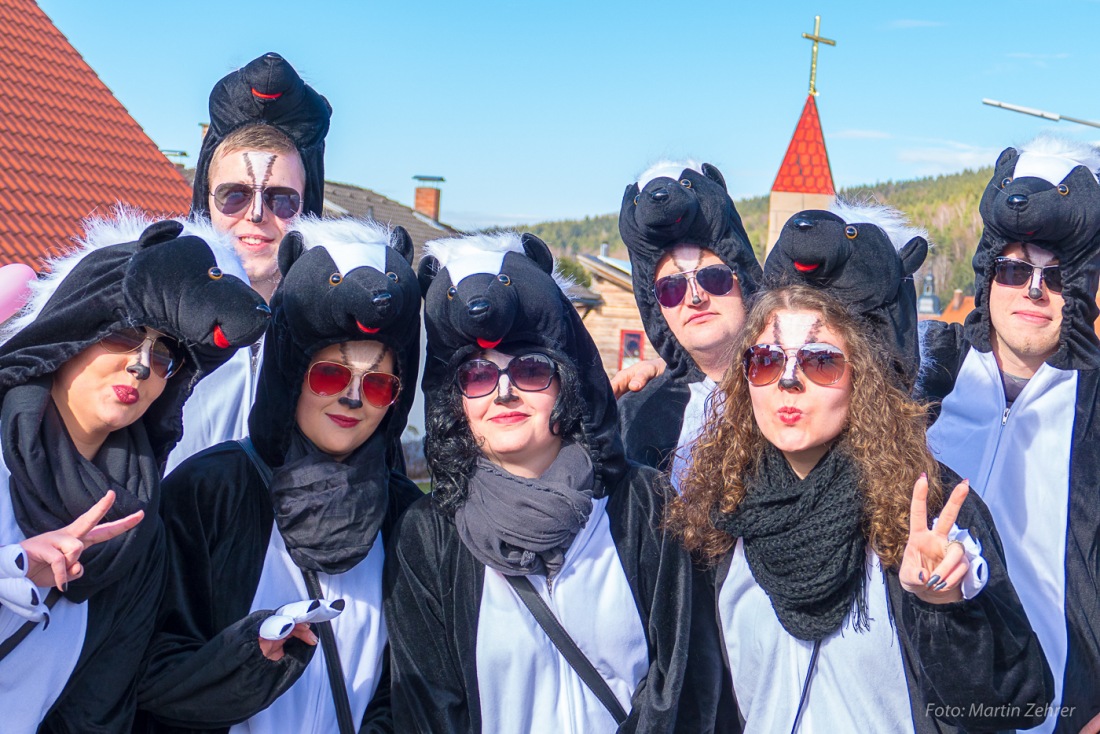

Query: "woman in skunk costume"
<box><xmin>0</xmin><ymin>218</ymin><xmax>270</xmax><ymax>733</ymax></box>
<box><xmin>137</xmin><ymin>218</ymin><xmax>422</xmax><ymax>734</ymax></box>
<box><xmin>671</xmin><ymin>209</ymin><xmax>1053</xmax><ymax>731</ymax></box>
<box><xmin>385</xmin><ymin>232</ymin><xmax>712</xmax><ymax>733</ymax></box>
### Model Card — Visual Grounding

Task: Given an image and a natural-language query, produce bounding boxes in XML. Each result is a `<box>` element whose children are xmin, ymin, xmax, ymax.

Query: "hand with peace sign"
<box><xmin>899</xmin><ymin>473</ymin><xmax>971</xmax><ymax>604</ymax></box>
<box><xmin>18</xmin><ymin>490</ymin><xmax>144</xmax><ymax>590</ymax></box>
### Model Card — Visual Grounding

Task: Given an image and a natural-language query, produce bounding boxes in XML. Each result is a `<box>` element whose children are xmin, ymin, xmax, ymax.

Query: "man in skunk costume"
<box><xmin>616</xmin><ymin>161</ymin><xmax>762</xmax><ymax>488</ymax></box>
<box><xmin>137</xmin><ymin>218</ymin><xmax>422</xmax><ymax>734</ymax></box>
<box><xmin>0</xmin><ymin>219</ymin><xmax>269</xmax><ymax>733</ymax></box>
<box><xmin>920</xmin><ymin>137</ymin><xmax>1100</xmax><ymax>733</ymax></box>
<box><xmin>167</xmin><ymin>51</ymin><xmax>332</xmax><ymax>471</ymax></box>
<box><xmin>384</xmin><ymin>232</ymin><xmax>716</xmax><ymax>731</ymax></box>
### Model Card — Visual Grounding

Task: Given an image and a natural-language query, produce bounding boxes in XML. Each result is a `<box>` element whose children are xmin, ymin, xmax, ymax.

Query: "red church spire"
<box><xmin>771</xmin><ymin>94</ymin><xmax>835</xmax><ymax>195</ymax></box>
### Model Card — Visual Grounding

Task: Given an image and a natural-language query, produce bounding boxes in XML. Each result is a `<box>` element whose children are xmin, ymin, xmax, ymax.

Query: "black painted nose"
<box><xmin>650</xmin><ymin>187</ymin><xmax>669</xmax><ymax>202</ymax></box>
<box><xmin>372</xmin><ymin>293</ymin><xmax>392</xmax><ymax>306</ymax></box>
<box><xmin>793</xmin><ymin>217</ymin><xmax>815</xmax><ymax>231</ymax></box>
<box><xmin>1007</xmin><ymin>194</ymin><xmax>1029</xmax><ymax>210</ymax></box>
<box><xmin>467</xmin><ymin>298</ymin><xmax>490</xmax><ymax>317</ymax></box>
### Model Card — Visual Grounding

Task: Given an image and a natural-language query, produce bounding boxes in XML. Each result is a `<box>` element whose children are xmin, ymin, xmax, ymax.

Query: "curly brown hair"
<box><xmin>668</xmin><ymin>285</ymin><xmax>942</xmax><ymax>568</ymax></box>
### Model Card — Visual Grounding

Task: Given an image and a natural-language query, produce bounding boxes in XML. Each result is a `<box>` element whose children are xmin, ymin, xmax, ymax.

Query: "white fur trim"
<box><xmin>636</xmin><ymin>159</ymin><xmax>703</xmax><ymax>190</ymax></box>
<box><xmin>289</xmin><ymin>216</ymin><xmax>393</xmax><ymax>276</ymax></box>
<box><xmin>1013</xmin><ymin>135</ymin><xmax>1100</xmax><ymax>185</ymax></box>
<box><xmin>423</xmin><ymin>233</ymin><xmax>574</xmax><ymax>292</ymax></box>
<box><xmin>0</xmin><ymin>206</ymin><xmax>247</xmax><ymax>345</ymax></box>
<box><xmin>830</xmin><ymin>198</ymin><xmax>930</xmax><ymax>253</ymax></box>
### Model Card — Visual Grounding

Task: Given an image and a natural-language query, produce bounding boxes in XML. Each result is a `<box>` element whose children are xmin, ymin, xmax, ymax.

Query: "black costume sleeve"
<box><xmin>607</xmin><ymin>466</ymin><xmax>699</xmax><ymax>733</ymax></box>
<box><xmin>382</xmin><ymin>497</ymin><xmax>475</xmax><ymax>733</ymax></box>
<box><xmin>891</xmin><ymin>477</ymin><xmax>1054</xmax><ymax>731</ymax></box>
<box><xmin>914</xmin><ymin>320</ymin><xmax>969</xmax><ymax>413</ymax></box>
<box><xmin>138</xmin><ymin>446</ymin><xmax>313</xmax><ymax>731</ymax></box>
<box><xmin>617</xmin><ymin>374</ymin><xmax>691</xmax><ymax>471</ymax></box>
<box><xmin>40</xmin><ymin>525</ymin><xmax>166</xmax><ymax>734</ymax></box>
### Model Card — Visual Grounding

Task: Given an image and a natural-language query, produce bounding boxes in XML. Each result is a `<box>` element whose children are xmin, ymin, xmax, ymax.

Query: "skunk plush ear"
<box><xmin>899</xmin><ymin>236</ymin><xmax>929</xmax><ymax>276</ymax></box>
<box><xmin>138</xmin><ymin>220</ymin><xmax>183</xmax><ymax>248</ymax></box>
<box><xmin>996</xmin><ymin>147</ymin><xmax>1019</xmax><ymax>170</ymax></box>
<box><xmin>417</xmin><ymin>255</ymin><xmax>440</xmax><ymax>298</ymax></box>
<box><xmin>520</xmin><ymin>233</ymin><xmax>554</xmax><ymax>275</ymax></box>
<box><xmin>701</xmin><ymin>163</ymin><xmax>728</xmax><ymax>192</ymax></box>
<box><xmin>277</xmin><ymin>231</ymin><xmax>306</xmax><ymax>277</ymax></box>
<box><xmin>390</xmin><ymin>226</ymin><xmax>414</xmax><ymax>264</ymax></box>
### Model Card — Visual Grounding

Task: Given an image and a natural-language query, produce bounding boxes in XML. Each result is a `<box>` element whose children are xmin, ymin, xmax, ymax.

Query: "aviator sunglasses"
<box><xmin>100</xmin><ymin>328</ymin><xmax>184</xmax><ymax>378</ymax></box>
<box><xmin>653</xmin><ymin>264</ymin><xmax>736</xmax><ymax>308</ymax></box>
<box><xmin>211</xmin><ymin>183</ymin><xmax>302</xmax><ymax>220</ymax></box>
<box><xmin>306</xmin><ymin>361</ymin><xmax>402</xmax><ymax>408</ymax></box>
<box><xmin>456</xmin><ymin>353</ymin><xmax>557</xmax><ymax>399</ymax></box>
<box><xmin>742</xmin><ymin>343</ymin><xmax>848</xmax><ymax>387</ymax></box>
<box><xmin>992</xmin><ymin>257</ymin><xmax>1063</xmax><ymax>294</ymax></box>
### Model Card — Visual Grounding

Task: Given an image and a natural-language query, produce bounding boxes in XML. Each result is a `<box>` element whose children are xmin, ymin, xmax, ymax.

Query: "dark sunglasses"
<box><xmin>306</xmin><ymin>361</ymin><xmax>401</xmax><ymax>408</ymax></box>
<box><xmin>742</xmin><ymin>343</ymin><xmax>848</xmax><ymax>387</ymax></box>
<box><xmin>212</xmin><ymin>183</ymin><xmax>302</xmax><ymax>220</ymax></box>
<box><xmin>653</xmin><ymin>264</ymin><xmax>736</xmax><ymax>308</ymax></box>
<box><xmin>456</xmin><ymin>353</ymin><xmax>557</xmax><ymax>399</ymax></box>
<box><xmin>100</xmin><ymin>328</ymin><xmax>184</xmax><ymax>378</ymax></box>
<box><xmin>993</xmin><ymin>257</ymin><xmax>1063</xmax><ymax>294</ymax></box>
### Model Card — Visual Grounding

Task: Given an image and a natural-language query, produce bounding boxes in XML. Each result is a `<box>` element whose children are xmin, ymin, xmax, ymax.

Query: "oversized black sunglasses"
<box><xmin>653</xmin><ymin>264</ymin><xmax>736</xmax><ymax>308</ymax></box>
<box><xmin>456</xmin><ymin>353</ymin><xmax>557</xmax><ymax>399</ymax></box>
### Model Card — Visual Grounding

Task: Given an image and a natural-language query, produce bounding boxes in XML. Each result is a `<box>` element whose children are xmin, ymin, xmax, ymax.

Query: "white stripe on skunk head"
<box><xmin>829</xmin><ymin>198</ymin><xmax>930</xmax><ymax>253</ymax></box>
<box><xmin>423</xmin><ymin>232</ymin><xmax>574</xmax><ymax>293</ymax></box>
<box><xmin>1014</xmin><ymin>135</ymin><xmax>1100</xmax><ymax>185</ymax></box>
<box><xmin>2</xmin><ymin>205</ymin><xmax>246</xmax><ymax>343</ymax></box>
<box><xmin>289</xmin><ymin>215</ymin><xmax>392</xmax><ymax>276</ymax></box>
<box><xmin>636</xmin><ymin>159</ymin><xmax>703</xmax><ymax>190</ymax></box>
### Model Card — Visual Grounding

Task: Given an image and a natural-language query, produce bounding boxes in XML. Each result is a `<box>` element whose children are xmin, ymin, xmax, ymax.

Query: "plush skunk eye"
<box><xmin>1000</xmin><ymin>177</ymin><xmax>1012</xmax><ymax>189</ymax></box>
<box><xmin>680</xmin><ymin>179</ymin><xmax>692</xmax><ymax>189</ymax></box>
<box><xmin>329</xmin><ymin>273</ymin><xmax>343</xmax><ymax>285</ymax></box>
<box><xmin>447</xmin><ymin>286</ymin><xmax>457</xmax><ymax>300</ymax></box>
<box><xmin>497</xmin><ymin>274</ymin><xmax>512</xmax><ymax>286</ymax></box>
<box><xmin>207</xmin><ymin>267</ymin><xmax>223</xmax><ymax>280</ymax></box>
<box><xmin>844</xmin><ymin>225</ymin><xmax>858</xmax><ymax>240</ymax></box>
<box><xmin>386</xmin><ymin>271</ymin><xmax>399</xmax><ymax>282</ymax></box>
<box><xmin>633</xmin><ymin>194</ymin><xmax>640</xmax><ymax>206</ymax></box>
<box><xmin>1058</xmin><ymin>184</ymin><xmax>1070</xmax><ymax>196</ymax></box>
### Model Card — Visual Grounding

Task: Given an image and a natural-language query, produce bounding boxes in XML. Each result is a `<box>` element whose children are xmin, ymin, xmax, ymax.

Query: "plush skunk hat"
<box><xmin>191</xmin><ymin>52</ymin><xmax>332</xmax><ymax>219</ymax></box>
<box><xmin>248</xmin><ymin>217</ymin><xmax>421</xmax><ymax>468</ymax></box>
<box><xmin>964</xmin><ymin>136</ymin><xmax>1100</xmax><ymax>370</ymax></box>
<box><xmin>619</xmin><ymin>161</ymin><xmax>763</xmax><ymax>380</ymax></box>
<box><xmin>418</xmin><ymin>232</ymin><xmax>627</xmax><ymax>496</ymax></box>
<box><xmin>0</xmin><ymin>213</ymin><xmax>270</xmax><ymax>461</ymax></box>
<box><xmin>764</xmin><ymin>200</ymin><xmax>929</xmax><ymax>385</ymax></box>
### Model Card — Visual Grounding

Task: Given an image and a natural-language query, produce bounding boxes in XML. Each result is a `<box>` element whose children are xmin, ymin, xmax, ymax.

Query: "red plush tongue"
<box><xmin>357</xmin><ymin>321</ymin><xmax>380</xmax><ymax>334</ymax></box>
<box><xmin>477</xmin><ymin>337</ymin><xmax>502</xmax><ymax>349</ymax></box>
<box><xmin>794</xmin><ymin>262</ymin><xmax>819</xmax><ymax>273</ymax></box>
<box><xmin>213</xmin><ymin>325</ymin><xmax>230</xmax><ymax>349</ymax></box>
<box><xmin>251</xmin><ymin>87</ymin><xmax>282</xmax><ymax>100</ymax></box>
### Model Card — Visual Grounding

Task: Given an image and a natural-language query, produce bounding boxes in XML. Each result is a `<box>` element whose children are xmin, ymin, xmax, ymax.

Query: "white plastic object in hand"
<box><xmin>0</xmin><ymin>545</ymin><xmax>49</xmax><ymax>624</ymax></box>
<box><xmin>933</xmin><ymin>519</ymin><xmax>989</xmax><ymax>600</ymax></box>
<box><xmin>258</xmin><ymin>598</ymin><xmax>346</xmax><ymax>641</ymax></box>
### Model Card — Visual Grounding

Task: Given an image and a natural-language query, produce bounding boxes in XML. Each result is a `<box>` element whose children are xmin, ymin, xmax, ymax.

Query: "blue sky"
<box><xmin>38</xmin><ymin>0</ymin><xmax>1100</xmax><ymax>231</ymax></box>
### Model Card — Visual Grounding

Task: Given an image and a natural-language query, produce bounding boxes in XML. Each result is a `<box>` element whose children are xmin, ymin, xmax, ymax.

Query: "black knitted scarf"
<box><xmin>715</xmin><ymin>443</ymin><xmax>869</xmax><ymax>641</ymax></box>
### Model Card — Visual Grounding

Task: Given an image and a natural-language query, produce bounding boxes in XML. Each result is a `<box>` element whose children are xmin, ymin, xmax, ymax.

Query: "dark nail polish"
<box><xmin>918</xmin><ymin>571</ymin><xmax>924</xmax><ymax>582</ymax></box>
<box><xmin>935</xmin><ymin>581</ymin><xmax>948</xmax><ymax>591</ymax></box>
<box><xmin>925</xmin><ymin>574</ymin><xmax>941</xmax><ymax>589</ymax></box>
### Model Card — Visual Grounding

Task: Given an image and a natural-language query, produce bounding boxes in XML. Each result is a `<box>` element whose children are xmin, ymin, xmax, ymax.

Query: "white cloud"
<box><xmin>832</xmin><ymin>129</ymin><xmax>893</xmax><ymax>140</ymax></box>
<box><xmin>443</xmin><ymin>210</ymin><xmax>541</xmax><ymax>232</ymax></box>
<box><xmin>896</xmin><ymin>141</ymin><xmax>1000</xmax><ymax>174</ymax></box>
<box><xmin>888</xmin><ymin>19</ymin><xmax>945</xmax><ymax>29</ymax></box>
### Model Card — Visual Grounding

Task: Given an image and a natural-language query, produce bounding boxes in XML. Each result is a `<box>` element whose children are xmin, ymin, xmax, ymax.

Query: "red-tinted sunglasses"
<box><xmin>212</xmin><ymin>183</ymin><xmax>302</xmax><ymax>220</ymax></box>
<box><xmin>306</xmin><ymin>361</ymin><xmax>401</xmax><ymax>408</ymax></box>
<box><xmin>653</xmin><ymin>264</ymin><xmax>736</xmax><ymax>308</ymax></box>
<box><xmin>742</xmin><ymin>343</ymin><xmax>848</xmax><ymax>387</ymax></box>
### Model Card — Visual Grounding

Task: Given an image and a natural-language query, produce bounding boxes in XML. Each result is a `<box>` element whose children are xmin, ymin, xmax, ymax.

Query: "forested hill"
<box><xmin>519</xmin><ymin>166</ymin><xmax>994</xmax><ymax>304</ymax></box>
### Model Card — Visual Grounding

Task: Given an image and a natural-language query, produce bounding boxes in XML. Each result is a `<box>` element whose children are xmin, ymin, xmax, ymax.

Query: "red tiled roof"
<box><xmin>771</xmin><ymin>95</ymin><xmax>835</xmax><ymax>195</ymax></box>
<box><xmin>0</xmin><ymin>0</ymin><xmax>192</xmax><ymax>269</ymax></box>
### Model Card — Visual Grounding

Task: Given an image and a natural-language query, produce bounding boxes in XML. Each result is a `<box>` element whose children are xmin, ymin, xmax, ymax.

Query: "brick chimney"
<box><xmin>413</xmin><ymin>175</ymin><xmax>444</xmax><ymax>221</ymax></box>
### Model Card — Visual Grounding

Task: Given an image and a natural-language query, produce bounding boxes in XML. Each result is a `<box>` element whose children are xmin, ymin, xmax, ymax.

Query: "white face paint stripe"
<box><xmin>243</xmin><ymin>152</ymin><xmax>276</xmax><ymax>221</ymax></box>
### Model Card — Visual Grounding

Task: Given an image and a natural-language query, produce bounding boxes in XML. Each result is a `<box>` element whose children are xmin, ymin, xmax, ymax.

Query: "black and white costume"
<box><xmin>168</xmin><ymin>52</ymin><xmax>332</xmax><ymax>472</ymax></box>
<box><xmin>0</xmin><ymin>218</ymin><xmax>269</xmax><ymax>733</ymax></box>
<box><xmin>137</xmin><ymin>218</ymin><xmax>422</xmax><ymax>733</ymax></box>
<box><xmin>706</xmin><ymin>203</ymin><xmax>1053</xmax><ymax>732</ymax></box>
<box><xmin>385</xmin><ymin>232</ymin><xmax>704</xmax><ymax>732</ymax></box>
<box><xmin>921</xmin><ymin>139</ymin><xmax>1100</xmax><ymax>733</ymax></box>
<box><xmin>617</xmin><ymin>161</ymin><xmax>762</xmax><ymax>487</ymax></box>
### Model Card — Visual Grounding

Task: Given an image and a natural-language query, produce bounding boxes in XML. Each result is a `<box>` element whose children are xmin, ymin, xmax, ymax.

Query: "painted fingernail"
<box><xmin>935</xmin><ymin>581</ymin><xmax>948</xmax><ymax>591</ymax></box>
<box><xmin>918</xmin><ymin>571</ymin><xmax>924</xmax><ymax>582</ymax></box>
<box><xmin>920</xmin><ymin>472</ymin><xmax>927</xmax><ymax>479</ymax></box>
<box><xmin>925</xmin><ymin>574</ymin><xmax>941</xmax><ymax>589</ymax></box>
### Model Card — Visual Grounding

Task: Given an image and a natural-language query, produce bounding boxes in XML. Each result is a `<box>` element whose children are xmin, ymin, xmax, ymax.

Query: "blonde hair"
<box><xmin>668</xmin><ymin>285</ymin><xmax>942</xmax><ymax>567</ymax></box>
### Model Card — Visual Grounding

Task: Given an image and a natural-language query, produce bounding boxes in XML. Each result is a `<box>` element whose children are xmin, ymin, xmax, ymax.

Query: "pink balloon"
<box><xmin>0</xmin><ymin>263</ymin><xmax>36</xmax><ymax>323</ymax></box>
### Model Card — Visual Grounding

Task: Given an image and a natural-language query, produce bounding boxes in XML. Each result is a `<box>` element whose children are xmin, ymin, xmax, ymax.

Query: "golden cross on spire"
<box><xmin>801</xmin><ymin>15</ymin><xmax>836</xmax><ymax>97</ymax></box>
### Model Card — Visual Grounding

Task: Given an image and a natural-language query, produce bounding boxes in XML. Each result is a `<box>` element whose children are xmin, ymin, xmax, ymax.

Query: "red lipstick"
<box><xmin>327</xmin><ymin>414</ymin><xmax>361</xmax><ymax>428</ymax></box>
<box><xmin>113</xmin><ymin>385</ymin><xmax>139</xmax><ymax>404</ymax></box>
<box><xmin>777</xmin><ymin>407</ymin><xmax>802</xmax><ymax>425</ymax></box>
